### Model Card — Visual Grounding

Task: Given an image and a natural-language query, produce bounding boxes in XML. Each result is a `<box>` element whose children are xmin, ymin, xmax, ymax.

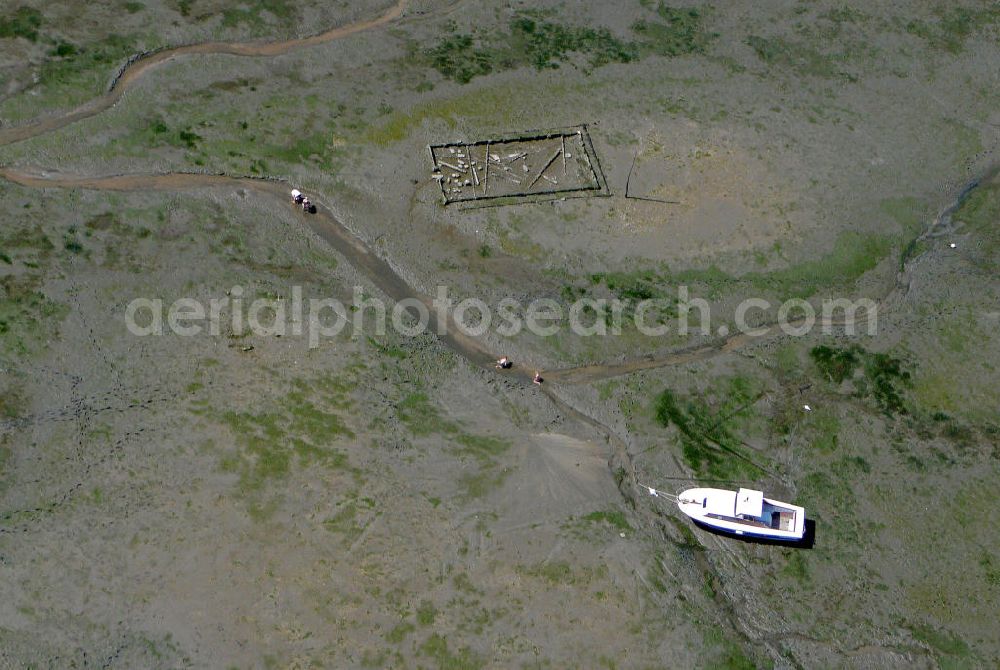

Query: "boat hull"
<box><xmin>677</xmin><ymin>487</ymin><xmax>806</xmax><ymax>541</ymax></box>
<box><xmin>690</xmin><ymin>518</ymin><xmax>805</xmax><ymax>543</ymax></box>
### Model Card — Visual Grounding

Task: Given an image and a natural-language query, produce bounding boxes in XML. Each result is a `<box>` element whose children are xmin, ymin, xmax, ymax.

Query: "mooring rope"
<box><xmin>640</xmin><ymin>483</ymin><xmax>699</xmax><ymax>505</ymax></box>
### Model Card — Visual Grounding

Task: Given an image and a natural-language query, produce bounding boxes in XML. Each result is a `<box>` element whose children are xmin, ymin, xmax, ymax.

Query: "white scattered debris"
<box><xmin>803</xmin><ymin>404</ymin><xmax>812</xmax><ymax>411</ymax></box>
<box><xmin>619</xmin><ymin>532</ymin><xmax>626</xmax><ymax>538</ymax></box>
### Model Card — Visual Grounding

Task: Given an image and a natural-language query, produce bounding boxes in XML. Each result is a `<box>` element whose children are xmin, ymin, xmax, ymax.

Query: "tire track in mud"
<box><xmin>0</xmin><ymin>376</ymin><xmax>218</xmax><ymax>532</ymax></box>
<box><xmin>0</xmin><ymin>0</ymin><xmax>409</xmax><ymax>147</ymax></box>
<box><xmin>70</xmin><ymin>293</ymin><xmax>126</xmax><ymax>397</ymax></box>
<box><xmin>0</xmin><ymin>428</ymin><xmax>144</xmax><ymax>534</ymax></box>
<box><xmin>0</xmin><ymin>386</ymin><xmax>181</xmax><ymax>433</ymax></box>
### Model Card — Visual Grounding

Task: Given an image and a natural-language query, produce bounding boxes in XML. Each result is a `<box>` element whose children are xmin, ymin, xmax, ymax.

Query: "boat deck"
<box><xmin>705</xmin><ymin>513</ymin><xmax>770</xmax><ymax>528</ymax></box>
<box><xmin>706</xmin><ymin>508</ymin><xmax>796</xmax><ymax>530</ymax></box>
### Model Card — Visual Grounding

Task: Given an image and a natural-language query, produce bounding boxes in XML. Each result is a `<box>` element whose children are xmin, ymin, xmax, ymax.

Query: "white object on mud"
<box><xmin>675</xmin><ymin>487</ymin><xmax>806</xmax><ymax>541</ymax></box>
<box><xmin>290</xmin><ymin>188</ymin><xmax>301</xmax><ymax>199</ymax></box>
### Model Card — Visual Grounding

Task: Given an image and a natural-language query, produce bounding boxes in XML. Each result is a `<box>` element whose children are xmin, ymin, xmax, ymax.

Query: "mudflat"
<box><xmin>1</xmin><ymin>1</ymin><xmax>998</xmax><ymax>667</ymax></box>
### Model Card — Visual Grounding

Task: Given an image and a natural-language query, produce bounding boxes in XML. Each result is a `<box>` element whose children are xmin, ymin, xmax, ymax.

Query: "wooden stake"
<box><xmin>561</xmin><ymin>134</ymin><xmax>567</xmax><ymax>175</ymax></box>
<box><xmin>526</xmin><ymin>149</ymin><xmax>562</xmax><ymax>190</ymax></box>
<box><xmin>482</xmin><ymin>142</ymin><xmax>490</xmax><ymax>195</ymax></box>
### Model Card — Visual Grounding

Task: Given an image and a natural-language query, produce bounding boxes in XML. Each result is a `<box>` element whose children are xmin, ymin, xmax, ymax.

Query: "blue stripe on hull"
<box><xmin>691</xmin><ymin>519</ymin><xmax>802</xmax><ymax>541</ymax></box>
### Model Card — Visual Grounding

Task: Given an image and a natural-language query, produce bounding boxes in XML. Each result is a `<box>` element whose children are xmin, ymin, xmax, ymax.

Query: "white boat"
<box><xmin>676</xmin><ymin>487</ymin><xmax>806</xmax><ymax>541</ymax></box>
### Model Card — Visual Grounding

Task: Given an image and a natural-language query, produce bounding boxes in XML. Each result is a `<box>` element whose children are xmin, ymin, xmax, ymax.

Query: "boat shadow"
<box><xmin>693</xmin><ymin>519</ymin><xmax>817</xmax><ymax>549</ymax></box>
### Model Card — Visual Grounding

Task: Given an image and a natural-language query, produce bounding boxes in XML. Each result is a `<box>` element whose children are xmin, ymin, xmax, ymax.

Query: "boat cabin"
<box><xmin>730</xmin><ymin>488</ymin><xmax>797</xmax><ymax>531</ymax></box>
